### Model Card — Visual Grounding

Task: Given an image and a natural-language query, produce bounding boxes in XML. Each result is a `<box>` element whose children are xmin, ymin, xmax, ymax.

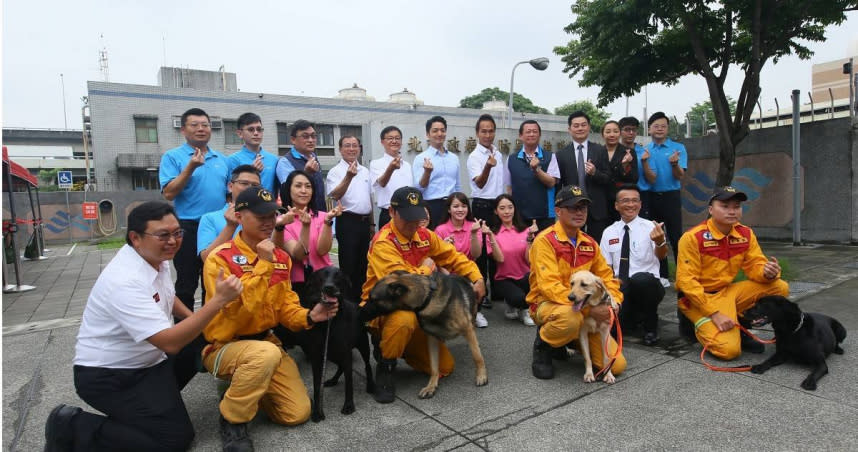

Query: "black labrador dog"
<box><xmin>294</xmin><ymin>266</ymin><xmax>374</xmax><ymax>422</ymax></box>
<box><xmin>743</xmin><ymin>295</ymin><xmax>846</xmax><ymax>390</ymax></box>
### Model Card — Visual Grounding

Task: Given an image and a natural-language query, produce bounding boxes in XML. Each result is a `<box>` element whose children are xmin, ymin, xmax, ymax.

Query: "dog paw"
<box><xmin>603</xmin><ymin>372</ymin><xmax>616</xmax><ymax>384</ymax></box>
<box><xmin>311</xmin><ymin>410</ymin><xmax>326</xmax><ymax>423</ymax></box>
<box><xmin>583</xmin><ymin>372</ymin><xmax>596</xmax><ymax>383</ymax></box>
<box><xmin>801</xmin><ymin>378</ymin><xmax>818</xmax><ymax>391</ymax></box>
<box><xmin>418</xmin><ymin>386</ymin><xmax>437</xmax><ymax>399</ymax></box>
<box><xmin>475</xmin><ymin>373</ymin><xmax>488</xmax><ymax>387</ymax></box>
<box><xmin>341</xmin><ymin>403</ymin><xmax>355</xmax><ymax>415</ymax></box>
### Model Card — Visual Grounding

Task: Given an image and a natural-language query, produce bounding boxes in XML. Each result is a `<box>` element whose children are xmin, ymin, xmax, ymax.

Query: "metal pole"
<box><xmin>60</xmin><ymin>73</ymin><xmax>68</xmax><ymax>129</ymax></box>
<box><xmin>82</xmin><ymin>104</ymin><xmax>91</xmax><ymax>187</ymax></box>
<box><xmin>807</xmin><ymin>93</ymin><xmax>814</xmax><ymax>122</ymax></box>
<box><xmin>774</xmin><ymin>98</ymin><xmax>780</xmax><ymax>127</ymax></box>
<box><xmin>849</xmin><ymin>57</ymin><xmax>854</xmax><ymax>118</ymax></box>
<box><xmin>66</xmin><ymin>190</ymin><xmax>72</xmax><ymax>244</ymax></box>
<box><xmin>828</xmin><ymin>88</ymin><xmax>834</xmax><ymax>119</ymax></box>
<box><xmin>791</xmin><ymin>90</ymin><xmax>801</xmax><ymax>246</ymax></box>
<box><xmin>508</xmin><ymin>61</ymin><xmax>524</xmax><ymax>129</ymax></box>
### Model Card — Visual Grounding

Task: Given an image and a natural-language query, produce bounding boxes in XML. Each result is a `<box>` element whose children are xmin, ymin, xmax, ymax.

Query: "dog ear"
<box><xmin>387</xmin><ymin>282</ymin><xmax>409</xmax><ymax>298</ymax></box>
<box><xmin>596</xmin><ymin>278</ymin><xmax>611</xmax><ymax>303</ymax></box>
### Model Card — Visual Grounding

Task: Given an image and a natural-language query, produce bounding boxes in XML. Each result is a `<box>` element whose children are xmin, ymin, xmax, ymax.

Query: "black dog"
<box><xmin>743</xmin><ymin>296</ymin><xmax>846</xmax><ymax>390</ymax></box>
<box><xmin>294</xmin><ymin>266</ymin><xmax>375</xmax><ymax>422</ymax></box>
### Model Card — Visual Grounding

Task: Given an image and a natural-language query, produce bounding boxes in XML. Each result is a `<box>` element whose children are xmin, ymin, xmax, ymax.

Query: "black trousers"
<box><xmin>378</xmin><ymin>208</ymin><xmax>392</xmax><ymax>230</ymax></box>
<box><xmin>174</xmin><ymin>220</ymin><xmax>202</xmax><ymax>311</ymax></box>
<box><xmin>336</xmin><ymin>211</ymin><xmax>372</xmax><ymax>300</ymax></box>
<box><xmin>425</xmin><ymin>198</ymin><xmax>446</xmax><ymax>230</ymax></box>
<box><xmin>493</xmin><ymin>276</ymin><xmax>530</xmax><ymax>310</ymax></box>
<box><xmin>647</xmin><ymin>190</ymin><xmax>682</xmax><ymax>278</ymax></box>
<box><xmin>619</xmin><ymin>272</ymin><xmax>665</xmax><ymax>333</ymax></box>
<box><xmin>72</xmin><ymin>355</ymin><xmax>196</xmax><ymax>451</ymax></box>
<box><xmin>471</xmin><ymin>197</ymin><xmax>498</xmax><ymax>229</ymax></box>
<box><xmin>585</xmin><ymin>218</ymin><xmax>610</xmax><ymax>244</ymax></box>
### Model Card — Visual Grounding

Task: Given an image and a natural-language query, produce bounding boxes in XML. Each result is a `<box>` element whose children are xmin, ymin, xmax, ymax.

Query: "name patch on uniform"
<box><xmin>273</xmin><ymin>263</ymin><xmax>289</xmax><ymax>270</ymax></box>
<box><xmin>578</xmin><ymin>245</ymin><xmax>594</xmax><ymax>253</ymax></box>
<box><xmin>415</xmin><ymin>239</ymin><xmax>430</xmax><ymax>248</ymax></box>
<box><xmin>729</xmin><ymin>237</ymin><xmax>748</xmax><ymax>245</ymax></box>
<box><xmin>702</xmin><ymin>240</ymin><xmax>720</xmax><ymax>248</ymax></box>
<box><xmin>240</xmin><ymin>265</ymin><xmax>255</xmax><ymax>272</ymax></box>
<box><xmin>232</xmin><ymin>254</ymin><xmax>248</xmax><ymax>265</ymax></box>
<box><xmin>608</xmin><ymin>238</ymin><xmax>619</xmax><ymax>245</ymax></box>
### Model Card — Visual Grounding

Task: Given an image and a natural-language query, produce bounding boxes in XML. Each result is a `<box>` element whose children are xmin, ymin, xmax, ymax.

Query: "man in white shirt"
<box><xmin>599</xmin><ymin>184</ymin><xmax>667</xmax><ymax>346</ymax></box>
<box><xmin>369</xmin><ymin>126</ymin><xmax>412</xmax><ymax>229</ymax></box>
<box><xmin>44</xmin><ymin>201</ymin><xmax>242</xmax><ymax>452</ymax></box>
<box><xmin>467</xmin><ymin>114</ymin><xmax>505</xmax><ymax>226</ymax></box>
<box><xmin>327</xmin><ymin>135</ymin><xmax>374</xmax><ymax>299</ymax></box>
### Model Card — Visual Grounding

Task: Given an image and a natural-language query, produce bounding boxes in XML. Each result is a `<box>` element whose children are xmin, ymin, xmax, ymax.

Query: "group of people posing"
<box><xmin>44</xmin><ymin>108</ymin><xmax>789</xmax><ymax>452</ymax></box>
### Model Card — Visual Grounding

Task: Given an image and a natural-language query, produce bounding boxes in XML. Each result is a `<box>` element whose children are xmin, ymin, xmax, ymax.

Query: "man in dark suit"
<box><xmin>556</xmin><ymin>111</ymin><xmax>612</xmax><ymax>242</ymax></box>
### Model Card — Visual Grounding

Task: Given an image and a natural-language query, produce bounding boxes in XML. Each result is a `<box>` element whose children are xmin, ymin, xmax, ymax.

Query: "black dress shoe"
<box><xmin>642</xmin><ymin>331</ymin><xmax>660</xmax><ymax>346</ymax></box>
<box><xmin>44</xmin><ymin>404</ymin><xmax>81</xmax><ymax>452</ymax></box>
<box><xmin>374</xmin><ymin>359</ymin><xmax>397</xmax><ymax>403</ymax></box>
<box><xmin>480</xmin><ymin>297</ymin><xmax>493</xmax><ymax>309</ymax></box>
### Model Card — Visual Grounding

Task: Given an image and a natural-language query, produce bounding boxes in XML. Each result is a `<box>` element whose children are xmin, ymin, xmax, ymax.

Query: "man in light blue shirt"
<box><xmin>643</xmin><ymin>111</ymin><xmax>687</xmax><ymax>286</ymax></box>
<box><xmin>226</xmin><ymin>113</ymin><xmax>278</xmax><ymax>192</ymax></box>
<box><xmin>197</xmin><ymin>165</ymin><xmax>261</xmax><ymax>261</ymax></box>
<box><xmin>159</xmin><ymin>108</ymin><xmax>230</xmax><ymax>312</ymax></box>
<box><xmin>412</xmin><ymin>115</ymin><xmax>461</xmax><ymax>228</ymax></box>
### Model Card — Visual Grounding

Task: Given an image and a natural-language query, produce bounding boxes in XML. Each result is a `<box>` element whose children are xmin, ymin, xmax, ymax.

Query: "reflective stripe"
<box><xmin>694</xmin><ymin>317</ymin><xmax>711</xmax><ymax>331</ymax></box>
<box><xmin>210</xmin><ymin>343</ymin><xmax>232</xmax><ymax>377</ymax></box>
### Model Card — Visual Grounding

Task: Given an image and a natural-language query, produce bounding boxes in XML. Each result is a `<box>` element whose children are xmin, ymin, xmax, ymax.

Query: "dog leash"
<box><xmin>594</xmin><ymin>308</ymin><xmax>623</xmax><ymax>379</ymax></box>
<box><xmin>319</xmin><ymin>316</ymin><xmax>332</xmax><ymax>410</ymax></box>
<box><xmin>700</xmin><ymin>324</ymin><xmax>775</xmax><ymax>372</ymax></box>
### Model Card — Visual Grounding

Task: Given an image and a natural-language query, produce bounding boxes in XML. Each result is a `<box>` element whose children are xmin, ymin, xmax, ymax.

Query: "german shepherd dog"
<box><xmin>743</xmin><ymin>295</ymin><xmax>846</xmax><ymax>390</ymax></box>
<box><xmin>362</xmin><ymin>271</ymin><xmax>488</xmax><ymax>398</ymax></box>
<box><xmin>296</xmin><ymin>266</ymin><xmax>375</xmax><ymax>422</ymax></box>
<box><xmin>568</xmin><ymin>271</ymin><xmax>620</xmax><ymax>384</ymax></box>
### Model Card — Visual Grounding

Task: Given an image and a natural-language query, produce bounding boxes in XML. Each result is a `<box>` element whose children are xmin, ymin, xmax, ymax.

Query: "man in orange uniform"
<box><xmin>362</xmin><ymin>186</ymin><xmax>485</xmax><ymax>403</ymax></box>
<box><xmin>202</xmin><ymin>186</ymin><xmax>338</xmax><ymax>451</ymax></box>
<box><xmin>528</xmin><ymin>185</ymin><xmax>626</xmax><ymax>380</ymax></box>
<box><xmin>676</xmin><ymin>186</ymin><xmax>788</xmax><ymax>360</ymax></box>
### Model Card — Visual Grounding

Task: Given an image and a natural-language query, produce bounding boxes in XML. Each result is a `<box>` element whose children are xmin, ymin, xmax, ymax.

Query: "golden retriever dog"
<box><xmin>567</xmin><ymin>271</ymin><xmax>619</xmax><ymax>384</ymax></box>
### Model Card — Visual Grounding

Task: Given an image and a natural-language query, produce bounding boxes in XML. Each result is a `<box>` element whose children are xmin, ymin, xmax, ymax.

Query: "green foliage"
<box><xmin>38</xmin><ymin>168</ymin><xmax>60</xmax><ymax>185</ymax></box>
<box><xmin>458</xmin><ymin>87</ymin><xmax>550</xmax><ymax>114</ymax></box>
<box><xmin>554</xmin><ymin>0</ymin><xmax>856</xmax><ymax>184</ymax></box>
<box><xmin>97</xmin><ymin>238</ymin><xmax>126</xmax><ymax>250</ymax></box>
<box><xmin>685</xmin><ymin>98</ymin><xmax>738</xmax><ymax>137</ymax></box>
<box><xmin>554</xmin><ymin>100</ymin><xmax>610</xmax><ymax>132</ymax></box>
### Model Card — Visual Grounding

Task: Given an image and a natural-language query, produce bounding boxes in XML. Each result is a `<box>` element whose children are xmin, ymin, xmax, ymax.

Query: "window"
<box><xmin>134</xmin><ymin>117</ymin><xmax>158</xmax><ymax>143</ymax></box>
<box><xmin>340</xmin><ymin>125</ymin><xmax>362</xmax><ymax>140</ymax></box>
<box><xmin>131</xmin><ymin>170</ymin><xmax>160</xmax><ymax>190</ymax></box>
<box><xmin>223</xmin><ymin>120</ymin><xmax>243</xmax><ymax>146</ymax></box>
<box><xmin>277</xmin><ymin>122</ymin><xmax>292</xmax><ymax>155</ymax></box>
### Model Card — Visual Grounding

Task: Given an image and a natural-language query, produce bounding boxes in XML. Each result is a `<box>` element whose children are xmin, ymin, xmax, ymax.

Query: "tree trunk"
<box><xmin>716</xmin><ymin>138</ymin><xmax>736</xmax><ymax>186</ymax></box>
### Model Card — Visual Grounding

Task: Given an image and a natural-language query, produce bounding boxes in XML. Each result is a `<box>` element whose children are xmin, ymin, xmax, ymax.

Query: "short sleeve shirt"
<box><xmin>159</xmin><ymin>143</ymin><xmax>229</xmax><ymax>220</ymax></box>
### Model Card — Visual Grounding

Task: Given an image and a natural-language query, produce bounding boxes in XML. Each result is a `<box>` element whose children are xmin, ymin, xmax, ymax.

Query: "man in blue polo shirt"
<box><xmin>643</xmin><ymin>111</ymin><xmax>687</xmax><ymax>286</ymax></box>
<box><xmin>159</xmin><ymin>108</ymin><xmax>230</xmax><ymax>312</ymax></box>
<box><xmin>275</xmin><ymin>119</ymin><xmax>327</xmax><ymax>212</ymax></box>
<box><xmin>227</xmin><ymin>112</ymin><xmax>278</xmax><ymax>192</ymax></box>
<box><xmin>412</xmin><ymin>115</ymin><xmax>460</xmax><ymax>229</ymax></box>
<box><xmin>197</xmin><ymin>164</ymin><xmax>260</xmax><ymax>261</ymax></box>
<box><xmin>503</xmin><ymin>120</ymin><xmax>560</xmax><ymax>231</ymax></box>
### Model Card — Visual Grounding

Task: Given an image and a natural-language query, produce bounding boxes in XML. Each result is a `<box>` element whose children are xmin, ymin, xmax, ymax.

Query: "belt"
<box><xmin>341</xmin><ymin>211</ymin><xmax>372</xmax><ymax>222</ymax></box>
<box><xmin>237</xmin><ymin>330</ymin><xmax>271</xmax><ymax>341</ymax></box>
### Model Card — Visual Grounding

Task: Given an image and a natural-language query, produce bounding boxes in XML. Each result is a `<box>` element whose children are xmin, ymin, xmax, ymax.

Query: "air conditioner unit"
<box><xmin>172</xmin><ymin>118</ymin><xmax>182</xmax><ymax>128</ymax></box>
<box><xmin>210</xmin><ymin>119</ymin><xmax>223</xmax><ymax>129</ymax></box>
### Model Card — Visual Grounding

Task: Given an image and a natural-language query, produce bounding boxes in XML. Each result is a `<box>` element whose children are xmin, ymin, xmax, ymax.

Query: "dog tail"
<box><xmin>831</xmin><ymin>318</ymin><xmax>847</xmax><ymax>344</ymax></box>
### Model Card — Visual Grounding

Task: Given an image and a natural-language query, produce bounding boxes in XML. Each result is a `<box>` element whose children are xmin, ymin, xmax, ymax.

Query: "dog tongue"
<box><xmin>572</xmin><ymin>299</ymin><xmax>585</xmax><ymax>312</ymax></box>
<box><xmin>323</xmin><ymin>294</ymin><xmax>337</xmax><ymax>304</ymax></box>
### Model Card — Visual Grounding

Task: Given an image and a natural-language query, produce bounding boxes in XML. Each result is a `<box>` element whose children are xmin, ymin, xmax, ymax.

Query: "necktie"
<box><xmin>577</xmin><ymin>144</ymin><xmax>587</xmax><ymax>190</ymax></box>
<box><xmin>619</xmin><ymin>224</ymin><xmax>630</xmax><ymax>281</ymax></box>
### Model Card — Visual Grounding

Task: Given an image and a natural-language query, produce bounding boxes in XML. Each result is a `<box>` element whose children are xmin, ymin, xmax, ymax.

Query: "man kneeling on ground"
<box><xmin>529</xmin><ymin>185</ymin><xmax>627</xmax><ymax>380</ymax></box>
<box><xmin>45</xmin><ymin>201</ymin><xmax>243</xmax><ymax>452</ymax></box>
<box><xmin>362</xmin><ymin>186</ymin><xmax>485</xmax><ymax>403</ymax></box>
<box><xmin>202</xmin><ymin>187</ymin><xmax>337</xmax><ymax>451</ymax></box>
<box><xmin>676</xmin><ymin>186</ymin><xmax>789</xmax><ymax>359</ymax></box>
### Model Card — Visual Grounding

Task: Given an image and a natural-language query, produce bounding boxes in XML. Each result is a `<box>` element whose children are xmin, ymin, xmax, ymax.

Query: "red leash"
<box><xmin>700</xmin><ymin>324</ymin><xmax>775</xmax><ymax>372</ymax></box>
<box><xmin>594</xmin><ymin>308</ymin><xmax>622</xmax><ymax>379</ymax></box>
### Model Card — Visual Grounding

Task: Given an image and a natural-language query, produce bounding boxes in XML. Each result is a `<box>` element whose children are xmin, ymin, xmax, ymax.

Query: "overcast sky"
<box><xmin>2</xmin><ymin>1</ymin><xmax>856</xmax><ymax>130</ymax></box>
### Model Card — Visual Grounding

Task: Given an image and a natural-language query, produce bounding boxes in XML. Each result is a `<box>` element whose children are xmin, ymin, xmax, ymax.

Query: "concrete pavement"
<box><xmin>3</xmin><ymin>241</ymin><xmax>858</xmax><ymax>450</ymax></box>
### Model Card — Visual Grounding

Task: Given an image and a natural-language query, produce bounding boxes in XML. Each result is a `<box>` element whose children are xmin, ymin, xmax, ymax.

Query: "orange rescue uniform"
<box><xmin>361</xmin><ymin>222</ymin><xmax>482</xmax><ymax>376</ymax></box>
<box><xmin>527</xmin><ymin>222</ymin><xmax>626</xmax><ymax>375</ymax></box>
<box><xmin>202</xmin><ymin>234</ymin><xmax>312</xmax><ymax>425</ymax></box>
<box><xmin>676</xmin><ymin>219</ymin><xmax>789</xmax><ymax>359</ymax></box>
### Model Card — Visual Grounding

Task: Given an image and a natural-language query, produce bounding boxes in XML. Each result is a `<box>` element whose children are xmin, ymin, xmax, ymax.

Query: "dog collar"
<box><xmin>792</xmin><ymin>312</ymin><xmax>805</xmax><ymax>334</ymax></box>
<box><xmin>415</xmin><ymin>278</ymin><xmax>438</xmax><ymax>313</ymax></box>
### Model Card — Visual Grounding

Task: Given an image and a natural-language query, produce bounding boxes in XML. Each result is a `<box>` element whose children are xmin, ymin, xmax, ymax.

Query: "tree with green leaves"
<box><xmin>458</xmin><ymin>87</ymin><xmax>550</xmax><ymax>114</ymax></box>
<box><xmin>554</xmin><ymin>0</ymin><xmax>857</xmax><ymax>185</ymax></box>
<box><xmin>685</xmin><ymin>98</ymin><xmax>738</xmax><ymax>137</ymax></box>
<box><xmin>554</xmin><ymin>100</ymin><xmax>610</xmax><ymax>132</ymax></box>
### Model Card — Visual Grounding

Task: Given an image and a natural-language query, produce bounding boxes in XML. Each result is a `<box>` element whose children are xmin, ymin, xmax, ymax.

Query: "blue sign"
<box><xmin>58</xmin><ymin>171</ymin><xmax>73</xmax><ymax>189</ymax></box>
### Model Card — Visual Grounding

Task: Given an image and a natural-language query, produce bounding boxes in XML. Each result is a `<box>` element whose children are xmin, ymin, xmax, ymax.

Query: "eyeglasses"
<box><xmin>621</xmin><ymin>127</ymin><xmax>638</xmax><ymax>133</ymax></box>
<box><xmin>384</xmin><ymin>136</ymin><xmax>402</xmax><ymax>142</ymax></box>
<box><xmin>185</xmin><ymin>122</ymin><xmax>210</xmax><ymax>129</ymax></box>
<box><xmin>650</xmin><ymin>124</ymin><xmax>668</xmax><ymax>130</ymax></box>
<box><xmin>243</xmin><ymin>126</ymin><xmax>264</xmax><ymax>133</ymax></box>
<box><xmin>297</xmin><ymin>133</ymin><xmax>317</xmax><ymax>140</ymax></box>
<box><xmin>231</xmin><ymin>180</ymin><xmax>261</xmax><ymax>188</ymax></box>
<box><xmin>617</xmin><ymin>198</ymin><xmax>641</xmax><ymax>204</ymax></box>
<box><xmin>143</xmin><ymin>229</ymin><xmax>185</xmax><ymax>242</ymax></box>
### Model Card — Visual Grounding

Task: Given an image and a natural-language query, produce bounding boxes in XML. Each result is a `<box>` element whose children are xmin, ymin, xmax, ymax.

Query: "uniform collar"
<box><xmin>551</xmin><ymin>222</ymin><xmax>587</xmax><ymax>246</ymax></box>
<box><xmin>706</xmin><ymin>218</ymin><xmax>744</xmax><ymax>240</ymax></box>
<box><xmin>233</xmin><ymin>232</ymin><xmax>259</xmax><ymax>263</ymax></box>
<box><xmin>182</xmin><ymin>142</ymin><xmax>215</xmax><ymax>158</ymax></box>
<box><xmin>389</xmin><ymin>220</ymin><xmax>423</xmax><ymax>244</ymax></box>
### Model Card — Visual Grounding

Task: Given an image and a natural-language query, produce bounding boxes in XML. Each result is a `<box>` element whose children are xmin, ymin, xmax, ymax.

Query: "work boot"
<box><xmin>219</xmin><ymin>415</ymin><xmax>254</xmax><ymax>452</ymax></box>
<box><xmin>677</xmin><ymin>307</ymin><xmax>695</xmax><ymax>340</ymax></box>
<box><xmin>44</xmin><ymin>404</ymin><xmax>81</xmax><ymax>452</ymax></box>
<box><xmin>371</xmin><ymin>335</ymin><xmax>382</xmax><ymax>363</ymax></box>
<box><xmin>531</xmin><ymin>329</ymin><xmax>555</xmax><ymax>380</ymax></box>
<box><xmin>374</xmin><ymin>358</ymin><xmax>397</xmax><ymax>403</ymax></box>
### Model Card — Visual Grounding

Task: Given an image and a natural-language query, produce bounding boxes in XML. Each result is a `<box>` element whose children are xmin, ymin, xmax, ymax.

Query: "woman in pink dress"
<box><xmin>489</xmin><ymin>194</ymin><xmax>538</xmax><ymax>326</ymax></box>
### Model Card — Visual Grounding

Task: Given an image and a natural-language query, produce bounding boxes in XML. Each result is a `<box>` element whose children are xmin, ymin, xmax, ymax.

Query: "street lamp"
<box><xmin>508</xmin><ymin>57</ymin><xmax>549</xmax><ymax>127</ymax></box>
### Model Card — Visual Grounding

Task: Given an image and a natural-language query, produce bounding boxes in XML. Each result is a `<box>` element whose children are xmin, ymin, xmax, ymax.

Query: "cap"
<box><xmin>709</xmin><ymin>186</ymin><xmax>748</xmax><ymax>204</ymax></box>
<box><xmin>555</xmin><ymin>185</ymin><xmax>591</xmax><ymax>207</ymax></box>
<box><xmin>389</xmin><ymin>186</ymin><xmax>428</xmax><ymax>221</ymax></box>
<box><xmin>235</xmin><ymin>187</ymin><xmax>285</xmax><ymax>215</ymax></box>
